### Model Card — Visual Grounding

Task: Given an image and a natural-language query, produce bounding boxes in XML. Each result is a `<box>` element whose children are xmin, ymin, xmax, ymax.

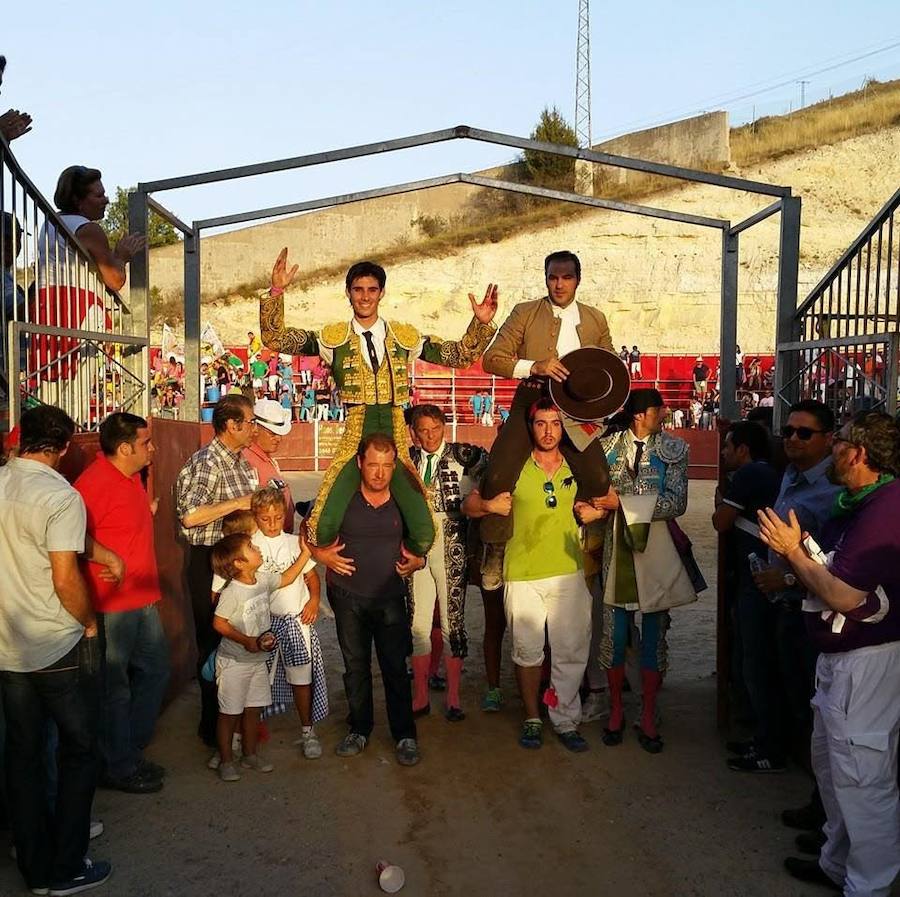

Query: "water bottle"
<box><xmin>748</xmin><ymin>552</ymin><xmax>765</xmax><ymax>574</ymax></box>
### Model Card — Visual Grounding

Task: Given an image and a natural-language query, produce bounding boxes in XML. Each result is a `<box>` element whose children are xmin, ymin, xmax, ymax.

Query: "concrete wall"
<box><xmin>593</xmin><ymin>112</ymin><xmax>730</xmax><ymax>194</ymax></box>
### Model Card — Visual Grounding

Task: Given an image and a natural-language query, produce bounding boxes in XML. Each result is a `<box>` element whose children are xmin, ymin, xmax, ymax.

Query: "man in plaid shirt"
<box><xmin>175</xmin><ymin>394</ymin><xmax>259</xmax><ymax>746</ymax></box>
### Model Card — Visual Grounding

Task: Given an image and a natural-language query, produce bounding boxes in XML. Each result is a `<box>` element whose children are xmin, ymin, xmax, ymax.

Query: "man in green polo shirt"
<box><xmin>503</xmin><ymin>398</ymin><xmax>606</xmax><ymax>751</ymax></box>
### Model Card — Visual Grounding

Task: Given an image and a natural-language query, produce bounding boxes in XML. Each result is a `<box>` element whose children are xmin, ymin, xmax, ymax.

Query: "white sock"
<box><xmin>301</xmin><ymin>725</ymin><xmax>313</xmax><ymax>735</ymax></box>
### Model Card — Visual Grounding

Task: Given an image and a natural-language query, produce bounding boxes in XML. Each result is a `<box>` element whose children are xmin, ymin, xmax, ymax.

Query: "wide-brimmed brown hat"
<box><xmin>549</xmin><ymin>347</ymin><xmax>630</xmax><ymax>422</ymax></box>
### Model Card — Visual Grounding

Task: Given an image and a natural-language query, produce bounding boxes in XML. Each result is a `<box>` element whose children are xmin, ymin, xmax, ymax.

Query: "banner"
<box><xmin>201</xmin><ymin>321</ymin><xmax>225</xmax><ymax>359</ymax></box>
<box><xmin>161</xmin><ymin>324</ymin><xmax>184</xmax><ymax>362</ymax></box>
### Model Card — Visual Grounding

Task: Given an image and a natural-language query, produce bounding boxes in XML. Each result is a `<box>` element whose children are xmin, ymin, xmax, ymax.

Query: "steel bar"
<box><xmin>776</xmin><ymin>332</ymin><xmax>897</xmax><ymax>351</ymax></box>
<box><xmin>460</xmin><ymin>174</ymin><xmax>728</xmax><ymax>229</ymax></box>
<box><xmin>196</xmin><ymin>174</ymin><xmax>466</xmax><ymax>230</ymax></box>
<box><xmin>183</xmin><ymin>228</ymin><xmax>202</xmax><ymax>422</ymax></box>
<box><xmin>718</xmin><ymin>229</ymin><xmax>740</xmax><ymax>420</ymax></box>
<box><xmin>773</xmin><ymin>196</ymin><xmax>802</xmax><ymax>430</ymax></box>
<box><xmin>147</xmin><ymin>196</ymin><xmax>193</xmax><ymax>236</ymax></box>
<box><xmin>729</xmin><ymin>200</ymin><xmax>783</xmax><ymax>236</ymax></box>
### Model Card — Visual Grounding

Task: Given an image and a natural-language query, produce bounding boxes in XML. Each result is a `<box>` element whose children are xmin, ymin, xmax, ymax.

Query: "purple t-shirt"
<box><xmin>806</xmin><ymin>478</ymin><xmax>900</xmax><ymax>653</ymax></box>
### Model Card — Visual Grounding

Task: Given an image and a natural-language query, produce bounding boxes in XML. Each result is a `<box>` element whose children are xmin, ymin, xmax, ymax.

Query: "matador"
<box><xmin>259</xmin><ymin>249</ymin><xmax>498</xmax><ymax>557</ymax></box>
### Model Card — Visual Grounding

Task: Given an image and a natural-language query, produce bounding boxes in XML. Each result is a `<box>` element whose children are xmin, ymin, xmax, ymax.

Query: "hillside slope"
<box><xmin>191</xmin><ymin>125</ymin><xmax>899</xmax><ymax>353</ymax></box>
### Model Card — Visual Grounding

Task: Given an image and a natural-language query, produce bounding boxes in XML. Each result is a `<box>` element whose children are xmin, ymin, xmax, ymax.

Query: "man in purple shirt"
<box><xmin>759</xmin><ymin>410</ymin><xmax>900</xmax><ymax>896</ymax></box>
<box><xmin>315</xmin><ymin>432</ymin><xmax>426</xmax><ymax>766</ymax></box>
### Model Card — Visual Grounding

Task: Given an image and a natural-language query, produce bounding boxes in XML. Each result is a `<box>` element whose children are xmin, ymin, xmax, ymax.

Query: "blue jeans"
<box><xmin>0</xmin><ymin>636</ymin><xmax>101</xmax><ymax>890</ymax></box>
<box><xmin>99</xmin><ymin>604</ymin><xmax>170</xmax><ymax>779</ymax></box>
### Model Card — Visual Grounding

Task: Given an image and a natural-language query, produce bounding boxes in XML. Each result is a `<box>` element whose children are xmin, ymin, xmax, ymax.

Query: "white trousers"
<box><xmin>812</xmin><ymin>641</ymin><xmax>900</xmax><ymax>897</ymax></box>
<box><xmin>504</xmin><ymin>572</ymin><xmax>592</xmax><ymax>733</ymax></box>
<box><xmin>411</xmin><ymin>524</ymin><xmax>450</xmax><ymax>656</ymax></box>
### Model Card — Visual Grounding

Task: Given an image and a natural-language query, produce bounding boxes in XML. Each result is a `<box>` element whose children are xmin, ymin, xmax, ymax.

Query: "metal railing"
<box><xmin>778</xmin><ymin>187</ymin><xmax>900</xmax><ymax>424</ymax></box>
<box><xmin>1</xmin><ymin>134</ymin><xmax>148</xmax><ymax>430</ymax></box>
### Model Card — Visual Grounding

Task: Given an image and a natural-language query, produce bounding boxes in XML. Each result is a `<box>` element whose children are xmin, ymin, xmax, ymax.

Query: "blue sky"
<box><xmin>4</xmin><ymin>0</ymin><xmax>899</xmax><ymax>229</ymax></box>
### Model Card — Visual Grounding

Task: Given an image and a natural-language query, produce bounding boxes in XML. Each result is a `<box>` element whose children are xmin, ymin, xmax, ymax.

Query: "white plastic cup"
<box><xmin>376</xmin><ymin>860</ymin><xmax>405</xmax><ymax>893</ymax></box>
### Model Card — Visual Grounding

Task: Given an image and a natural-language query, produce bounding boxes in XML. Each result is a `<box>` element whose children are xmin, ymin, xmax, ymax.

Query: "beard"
<box><xmin>826</xmin><ymin>462</ymin><xmax>844</xmax><ymax>485</ymax></box>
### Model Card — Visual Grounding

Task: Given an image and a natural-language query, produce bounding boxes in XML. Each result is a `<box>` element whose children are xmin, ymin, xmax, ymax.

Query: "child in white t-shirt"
<box><xmin>251</xmin><ymin>487</ymin><xmax>323</xmax><ymax>759</ymax></box>
<box><xmin>210</xmin><ymin>530</ymin><xmax>309</xmax><ymax>782</ymax></box>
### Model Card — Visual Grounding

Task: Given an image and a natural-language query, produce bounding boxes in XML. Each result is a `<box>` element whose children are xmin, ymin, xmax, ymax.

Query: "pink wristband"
<box><xmin>269</xmin><ymin>286</ymin><xmax>284</xmax><ymax>297</ymax></box>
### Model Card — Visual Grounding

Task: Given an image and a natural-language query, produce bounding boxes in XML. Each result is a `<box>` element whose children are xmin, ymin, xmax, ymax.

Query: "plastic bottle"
<box><xmin>748</xmin><ymin>552</ymin><xmax>765</xmax><ymax>574</ymax></box>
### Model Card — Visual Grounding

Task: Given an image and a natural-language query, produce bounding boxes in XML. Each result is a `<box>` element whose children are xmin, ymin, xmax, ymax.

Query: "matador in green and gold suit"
<box><xmin>259</xmin><ymin>252</ymin><xmax>498</xmax><ymax>557</ymax></box>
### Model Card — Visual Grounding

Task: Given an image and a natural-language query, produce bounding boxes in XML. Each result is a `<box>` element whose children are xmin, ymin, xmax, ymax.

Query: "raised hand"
<box><xmin>271</xmin><ymin>247</ymin><xmax>299</xmax><ymax>292</ymax></box>
<box><xmin>0</xmin><ymin>109</ymin><xmax>33</xmax><ymax>142</ymax></box>
<box><xmin>469</xmin><ymin>283</ymin><xmax>498</xmax><ymax>325</ymax></box>
<box><xmin>757</xmin><ymin>507</ymin><xmax>803</xmax><ymax>558</ymax></box>
<box><xmin>115</xmin><ymin>233</ymin><xmax>146</xmax><ymax>263</ymax></box>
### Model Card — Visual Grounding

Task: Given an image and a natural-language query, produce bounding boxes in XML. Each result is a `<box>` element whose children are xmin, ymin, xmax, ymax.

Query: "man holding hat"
<box><xmin>595</xmin><ymin>388</ymin><xmax>696</xmax><ymax>753</ymax></box>
<box><xmin>243</xmin><ymin>398</ymin><xmax>296</xmax><ymax>533</ymax></box>
<box><xmin>478</xmin><ymin>251</ymin><xmax>622</xmax><ymax>586</ymax></box>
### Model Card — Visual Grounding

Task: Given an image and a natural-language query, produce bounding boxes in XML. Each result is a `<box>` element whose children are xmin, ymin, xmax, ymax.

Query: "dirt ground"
<box><xmin>3</xmin><ymin>478</ymin><xmax>896</xmax><ymax>897</ymax></box>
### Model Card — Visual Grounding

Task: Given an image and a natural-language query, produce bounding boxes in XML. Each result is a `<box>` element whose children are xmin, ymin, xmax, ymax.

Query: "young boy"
<box><xmin>210</xmin><ymin>531</ymin><xmax>308</xmax><ymax>782</ymax></box>
<box><xmin>251</xmin><ymin>487</ymin><xmax>325</xmax><ymax>759</ymax></box>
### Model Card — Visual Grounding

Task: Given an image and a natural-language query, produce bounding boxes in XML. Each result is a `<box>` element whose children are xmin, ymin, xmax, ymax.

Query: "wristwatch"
<box><xmin>783</xmin><ymin>572</ymin><xmax>797</xmax><ymax>588</ymax></box>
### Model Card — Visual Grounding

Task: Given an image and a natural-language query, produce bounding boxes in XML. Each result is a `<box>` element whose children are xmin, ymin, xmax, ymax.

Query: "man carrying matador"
<box><xmin>259</xmin><ymin>248</ymin><xmax>498</xmax><ymax>560</ymax></box>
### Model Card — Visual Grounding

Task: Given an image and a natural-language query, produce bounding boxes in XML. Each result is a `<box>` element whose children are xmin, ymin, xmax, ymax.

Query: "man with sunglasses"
<box><xmin>759</xmin><ymin>411</ymin><xmax>900</xmax><ymax>896</ymax></box>
<box><xmin>499</xmin><ymin>398</ymin><xmax>602</xmax><ymax>751</ymax></box>
<box><xmin>751</xmin><ymin>401</ymin><xmax>838</xmax><ymax>832</ymax></box>
<box><xmin>175</xmin><ymin>394</ymin><xmax>259</xmax><ymax>749</ymax></box>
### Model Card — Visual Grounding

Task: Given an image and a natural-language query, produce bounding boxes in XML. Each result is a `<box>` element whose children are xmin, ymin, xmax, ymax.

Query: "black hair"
<box><xmin>345</xmin><ymin>261</ymin><xmax>386</xmax><ymax>291</ymax></box>
<box><xmin>788</xmin><ymin>399</ymin><xmax>834</xmax><ymax>433</ymax></box>
<box><xmin>543</xmin><ymin>250</ymin><xmax>581</xmax><ymax>282</ymax></box>
<box><xmin>19</xmin><ymin>405</ymin><xmax>76</xmax><ymax>455</ymax></box>
<box><xmin>99</xmin><ymin>412</ymin><xmax>147</xmax><ymax>456</ymax></box>
<box><xmin>728</xmin><ymin>420</ymin><xmax>770</xmax><ymax>462</ymax></box>
<box><xmin>409</xmin><ymin>404</ymin><xmax>446</xmax><ymax>427</ymax></box>
<box><xmin>53</xmin><ymin>166</ymin><xmax>103</xmax><ymax>215</ymax></box>
<box><xmin>527</xmin><ymin>396</ymin><xmax>559</xmax><ymax>423</ymax></box>
<box><xmin>212</xmin><ymin>394</ymin><xmax>253</xmax><ymax>435</ymax></box>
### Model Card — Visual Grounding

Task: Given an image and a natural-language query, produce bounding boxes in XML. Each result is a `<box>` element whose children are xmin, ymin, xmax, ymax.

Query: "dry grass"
<box><xmin>732</xmin><ymin>78</ymin><xmax>900</xmax><ymax>167</ymax></box>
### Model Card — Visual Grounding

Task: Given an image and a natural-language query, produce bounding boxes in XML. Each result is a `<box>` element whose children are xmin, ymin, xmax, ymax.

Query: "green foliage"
<box><xmin>521</xmin><ymin>106</ymin><xmax>578</xmax><ymax>188</ymax></box>
<box><xmin>411</xmin><ymin>214</ymin><xmax>449</xmax><ymax>238</ymax></box>
<box><xmin>102</xmin><ymin>187</ymin><xmax>180</xmax><ymax>248</ymax></box>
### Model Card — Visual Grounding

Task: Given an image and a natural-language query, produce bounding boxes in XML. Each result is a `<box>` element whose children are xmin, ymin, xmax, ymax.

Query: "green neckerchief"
<box><xmin>832</xmin><ymin>473</ymin><xmax>894</xmax><ymax>516</ymax></box>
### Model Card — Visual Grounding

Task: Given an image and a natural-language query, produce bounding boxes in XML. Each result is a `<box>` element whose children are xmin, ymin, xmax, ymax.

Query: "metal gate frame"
<box><xmin>126</xmin><ymin>123</ymin><xmax>800</xmax><ymax>422</ymax></box>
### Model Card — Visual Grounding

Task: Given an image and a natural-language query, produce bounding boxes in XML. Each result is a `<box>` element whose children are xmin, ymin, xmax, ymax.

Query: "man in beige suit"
<box><xmin>479</xmin><ymin>251</ymin><xmax>615</xmax><ymax>581</ymax></box>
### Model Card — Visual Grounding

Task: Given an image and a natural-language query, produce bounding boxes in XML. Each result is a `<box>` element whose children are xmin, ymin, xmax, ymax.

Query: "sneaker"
<box><xmin>557</xmin><ymin>730</ymin><xmax>589</xmax><ymax>753</ymax></box>
<box><xmin>31</xmin><ymin>888</ymin><xmax>49</xmax><ymax>895</ymax></box>
<box><xmin>783</xmin><ymin>857</ymin><xmax>841</xmax><ymax>892</ymax></box>
<box><xmin>481</xmin><ymin>687</ymin><xmax>503</xmax><ymax>712</ymax></box>
<box><xmin>428</xmin><ymin>674</ymin><xmax>447</xmax><ymax>691</ymax></box>
<box><xmin>727</xmin><ymin>754</ymin><xmax>786</xmax><ymax>773</ymax></box>
<box><xmin>240</xmin><ymin>753</ymin><xmax>274</xmax><ymax>773</ymax></box>
<box><xmin>445</xmin><ymin>706</ymin><xmax>466</xmax><ymax>722</ymax></box>
<box><xmin>298</xmin><ymin>730</ymin><xmax>323</xmax><ymax>760</ymax></box>
<box><xmin>580</xmin><ymin>691</ymin><xmax>608</xmax><ymax>723</ymax></box>
<box><xmin>396</xmin><ymin>738</ymin><xmax>420</xmax><ymax>766</ymax></box>
<box><xmin>48</xmin><ymin>858</ymin><xmax>112</xmax><ymax>896</ymax></box>
<box><xmin>335</xmin><ymin>733</ymin><xmax>367</xmax><ymax>757</ymax></box>
<box><xmin>89</xmin><ymin>820</ymin><xmax>104</xmax><ymax>841</ymax></box>
<box><xmin>207</xmin><ymin>750</ymin><xmax>221</xmax><ymax>770</ymax></box>
<box><xmin>725</xmin><ymin>739</ymin><xmax>756</xmax><ymax>756</ymax></box>
<box><xmin>518</xmin><ymin>719</ymin><xmax>543</xmax><ymax>750</ymax></box>
<box><xmin>218</xmin><ymin>761</ymin><xmax>241</xmax><ymax>782</ymax></box>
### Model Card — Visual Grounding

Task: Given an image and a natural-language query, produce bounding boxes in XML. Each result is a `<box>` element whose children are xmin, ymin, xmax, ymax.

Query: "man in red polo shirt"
<box><xmin>75</xmin><ymin>412</ymin><xmax>169</xmax><ymax>794</ymax></box>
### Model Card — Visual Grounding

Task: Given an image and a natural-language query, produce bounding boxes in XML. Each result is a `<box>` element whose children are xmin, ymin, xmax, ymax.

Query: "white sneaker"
<box><xmin>297</xmin><ymin>729</ymin><xmax>323</xmax><ymax>760</ymax></box>
<box><xmin>89</xmin><ymin>820</ymin><xmax>104</xmax><ymax>840</ymax></box>
<box><xmin>207</xmin><ymin>750</ymin><xmax>221</xmax><ymax>770</ymax></box>
<box><xmin>240</xmin><ymin>753</ymin><xmax>274</xmax><ymax>773</ymax></box>
<box><xmin>581</xmin><ymin>691</ymin><xmax>609</xmax><ymax>723</ymax></box>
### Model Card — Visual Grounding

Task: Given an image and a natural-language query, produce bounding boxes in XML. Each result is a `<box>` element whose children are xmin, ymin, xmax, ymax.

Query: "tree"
<box><xmin>102</xmin><ymin>186</ymin><xmax>180</xmax><ymax>248</ymax></box>
<box><xmin>521</xmin><ymin>106</ymin><xmax>578</xmax><ymax>188</ymax></box>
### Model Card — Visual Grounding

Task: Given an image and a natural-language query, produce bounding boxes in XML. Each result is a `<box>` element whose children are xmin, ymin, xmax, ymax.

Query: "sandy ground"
<box><xmin>2</xmin><ymin>478</ymin><xmax>896</xmax><ymax>897</ymax></box>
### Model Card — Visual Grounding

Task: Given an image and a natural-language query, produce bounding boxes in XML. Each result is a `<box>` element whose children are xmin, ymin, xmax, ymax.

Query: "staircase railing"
<box><xmin>776</xmin><ymin>186</ymin><xmax>900</xmax><ymax>424</ymax></box>
<box><xmin>1</xmin><ymin>134</ymin><xmax>148</xmax><ymax>430</ymax></box>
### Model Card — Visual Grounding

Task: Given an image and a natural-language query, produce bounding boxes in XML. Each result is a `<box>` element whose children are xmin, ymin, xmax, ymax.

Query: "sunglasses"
<box><xmin>781</xmin><ymin>425</ymin><xmax>826</xmax><ymax>441</ymax></box>
<box><xmin>543</xmin><ymin>481</ymin><xmax>558</xmax><ymax>509</ymax></box>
